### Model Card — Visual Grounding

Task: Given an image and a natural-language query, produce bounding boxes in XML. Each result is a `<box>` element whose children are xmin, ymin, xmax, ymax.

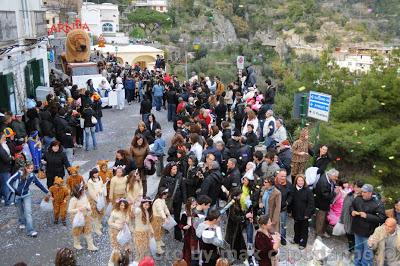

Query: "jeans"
<box><xmin>15</xmin><ymin>194</ymin><xmax>34</xmax><ymax>234</ymax></box>
<box><xmin>43</xmin><ymin>136</ymin><xmax>55</xmax><ymax>151</ymax></box>
<box><xmin>280</xmin><ymin>211</ymin><xmax>288</xmax><ymax>241</ymax></box>
<box><xmin>155</xmin><ymin>155</ymin><xmax>164</xmax><ymax>177</ymax></box>
<box><xmin>354</xmin><ymin>234</ymin><xmax>374</xmax><ymax>266</ymax></box>
<box><xmin>154</xmin><ymin>96</ymin><xmax>162</xmax><ymax>111</ymax></box>
<box><xmin>167</xmin><ymin>103</ymin><xmax>176</xmax><ymax>121</ymax></box>
<box><xmin>246</xmin><ymin>220</ymin><xmax>254</xmax><ymax>245</ymax></box>
<box><xmin>0</xmin><ymin>172</ymin><xmax>11</xmax><ymax>205</ymax></box>
<box><xmin>64</xmin><ymin>148</ymin><xmax>73</xmax><ymax>164</ymax></box>
<box><xmin>126</xmin><ymin>89</ymin><xmax>135</xmax><ymax>103</ymax></box>
<box><xmin>95</xmin><ymin>117</ymin><xmax>103</xmax><ymax>132</ymax></box>
<box><xmin>259</xmin><ymin>119</ymin><xmax>265</xmax><ymax>141</ymax></box>
<box><xmin>142</xmin><ymin>113</ymin><xmax>150</xmax><ymax>124</ymax></box>
<box><xmin>315</xmin><ymin>209</ymin><xmax>327</xmax><ymax>236</ymax></box>
<box><xmin>264</xmin><ymin>137</ymin><xmax>277</xmax><ymax>150</ymax></box>
<box><xmin>84</xmin><ymin>127</ymin><xmax>97</xmax><ymax>151</ymax></box>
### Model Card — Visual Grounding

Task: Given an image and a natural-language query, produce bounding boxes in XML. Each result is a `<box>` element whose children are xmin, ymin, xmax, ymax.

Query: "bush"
<box><xmin>130</xmin><ymin>27</ymin><xmax>145</xmax><ymax>39</ymax></box>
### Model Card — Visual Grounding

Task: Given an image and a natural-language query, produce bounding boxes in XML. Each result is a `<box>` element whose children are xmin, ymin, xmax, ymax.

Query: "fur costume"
<box><xmin>49</xmin><ymin>176</ymin><xmax>70</xmax><ymax>222</ymax></box>
<box><xmin>66</xmin><ymin>166</ymin><xmax>84</xmax><ymax>191</ymax></box>
<box><xmin>65</xmin><ymin>29</ymin><xmax>90</xmax><ymax>63</ymax></box>
<box><xmin>97</xmin><ymin>160</ymin><xmax>113</xmax><ymax>202</ymax></box>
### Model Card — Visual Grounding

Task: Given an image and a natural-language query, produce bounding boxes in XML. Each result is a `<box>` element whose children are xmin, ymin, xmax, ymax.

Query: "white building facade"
<box><xmin>133</xmin><ymin>0</ymin><xmax>168</xmax><ymax>13</ymax></box>
<box><xmin>0</xmin><ymin>0</ymin><xmax>49</xmax><ymax>113</ymax></box>
<box><xmin>81</xmin><ymin>2</ymin><xmax>119</xmax><ymax>37</ymax></box>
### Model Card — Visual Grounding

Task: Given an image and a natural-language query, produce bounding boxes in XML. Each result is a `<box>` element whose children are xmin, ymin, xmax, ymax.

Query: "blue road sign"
<box><xmin>307</xmin><ymin>91</ymin><xmax>331</xmax><ymax>122</ymax></box>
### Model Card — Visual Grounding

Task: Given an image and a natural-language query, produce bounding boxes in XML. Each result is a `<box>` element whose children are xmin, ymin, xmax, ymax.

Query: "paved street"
<box><xmin>0</xmin><ymin>102</ymin><xmax>350</xmax><ymax>266</ymax></box>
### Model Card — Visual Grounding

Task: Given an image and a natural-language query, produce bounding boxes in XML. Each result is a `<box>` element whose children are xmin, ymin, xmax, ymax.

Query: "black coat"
<box><xmin>214</xmin><ymin>104</ymin><xmax>227</xmax><ymax>119</ymax></box>
<box><xmin>313</xmin><ymin>154</ymin><xmax>331</xmax><ymax>175</ymax></box>
<box><xmin>199</xmin><ymin>169</ymin><xmax>222</xmax><ymax>206</ymax></box>
<box><xmin>82</xmin><ymin>107</ymin><xmax>96</xmax><ymax>128</ymax></box>
<box><xmin>350</xmin><ymin>196</ymin><xmax>386</xmax><ymax>237</ymax></box>
<box><xmin>92</xmin><ymin>101</ymin><xmax>103</xmax><ymax>118</ymax></box>
<box><xmin>314</xmin><ymin>174</ymin><xmax>336</xmax><ymax>211</ymax></box>
<box><xmin>140</xmin><ymin>99</ymin><xmax>152</xmax><ymax>115</ymax></box>
<box><xmin>277</xmin><ymin>147</ymin><xmax>292</xmax><ymax>175</ymax></box>
<box><xmin>54</xmin><ymin>115</ymin><xmax>69</xmax><ymax>140</ymax></box>
<box><xmin>145</xmin><ymin>121</ymin><xmax>161</xmax><ymax>138</ymax></box>
<box><xmin>39</xmin><ymin>110</ymin><xmax>55</xmax><ymax>138</ymax></box>
<box><xmin>223</xmin><ymin>167</ymin><xmax>241</xmax><ymax>191</ymax></box>
<box><xmin>289</xmin><ymin>187</ymin><xmax>315</xmax><ymax>221</ymax></box>
<box><xmin>276</xmin><ymin>183</ymin><xmax>293</xmax><ymax>212</ymax></box>
<box><xmin>43</xmin><ymin>149</ymin><xmax>70</xmax><ymax>179</ymax></box>
<box><xmin>159</xmin><ymin>172</ymin><xmax>187</xmax><ymax>204</ymax></box>
<box><xmin>0</xmin><ymin>144</ymin><xmax>12</xmax><ymax>173</ymax></box>
<box><xmin>225</xmin><ymin>203</ymin><xmax>247</xmax><ymax>257</ymax></box>
<box><xmin>222</xmin><ymin>128</ymin><xmax>231</xmax><ymax>144</ymax></box>
<box><xmin>185</xmin><ymin>166</ymin><xmax>201</xmax><ymax>198</ymax></box>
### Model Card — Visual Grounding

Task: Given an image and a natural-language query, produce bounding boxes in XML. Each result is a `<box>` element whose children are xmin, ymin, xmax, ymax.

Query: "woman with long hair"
<box><xmin>225</xmin><ymin>187</ymin><xmax>247</xmax><ymax>262</ymax></box>
<box><xmin>214</xmin><ymin>97</ymin><xmax>227</xmax><ymax>129</ymax></box>
<box><xmin>255</xmin><ymin>214</ymin><xmax>281</xmax><ymax>266</ymax></box>
<box><xmin>7</xmin><ymin>162</ymin><xmax>50</xmax><ymax>237</ymax></box>
<box><xmin>126</xmin><ymin>170</ymin><xmax>143</xmax><ymax>207</ymax></box>
<box><xmin>288</xmin><ymin>174</ymin><xmax>315</xmax><ymax>250</ymax></box>
<box><xmin>145</xmin><ymin>114</ymin><xmax>161</xmax><ymax>139</ymax></box>
<box><xmin>152</xmin><ymin>187</ymin><xmax>171</xmax><ymax>254</ymax></box>
<box><xmin>130</xmin><ymin>134</ymin><xmax>150</xmax><ymax>195</ymax></box>
<box><xmin>158</xmin><ymin>162</ymin><xmax>187</xmax><ymax>241</ymax></box>
<box><xmin>167</xmin><ymin>133</ymin><xmax>186</xmax><ymax>162</ymax></box>
<box><xmin>87</xmin><ymin>168</ymin><xmax>106</xmax><ymax>236</ymax></box>
<box><xmin>114</xmin><ymin>149</ymin><xmax>136</xmax><ymax>175</ymax></box>
<box><xmin>242</xmin><ymin>109</ymin><xmax>259</xmax><ymax>136</ymax></box>
<box><xmin>179</xmin><ymin>197</ymin><xmax>197</xmax><ymax>265</ymax></box>
<box><xmin>134</xmin><ymin>121</ymin><xmax>154</xmax><ymax>144</ymax></box>
<box><xmin>109</xmin><ymin>166</ymin><xmax>128</xmax><ymax>205</ymax></box>
<box><xmin>107</xmin><ymin>198</ymin><xmax>131</xmax><ymax>266</ymax></box>
<box><xmin>133</xmin><ymin>197</ymin><xmax>154</xmax><ymax>261</ymax></box>
<box><xmin>186</xmin><ymin>155</ymin><xmax>201</xmax><ymax>198</ymax></box>
<box><xmin>67</xmin><ymin>184</ymin><xmax>98</xmax><ymax>251</ymax></box>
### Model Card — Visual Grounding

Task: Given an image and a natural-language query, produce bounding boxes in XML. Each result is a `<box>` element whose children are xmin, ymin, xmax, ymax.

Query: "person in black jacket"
<box><xmin>244</xmin><ymin>124</ymin><xmax>258</xmax><ymax>152</ymax></box>
<box><xmin>313</xmin><ymin>145</ymin><xmax>331</xmax><ymax>175</ymax></box>
<box><xmin>264</xmin><ymin>79</ymin><xmax>276</xmax><ymax>110</ymax></box>
<box><xmin>82</xmin><ymin>104</ymin><xmax>97</xmax><ymax>151</ymax></box>
<box><xmin>166</xmin><ymin>88</ymin><xmax>178</xmax><ymax>122</ymax></box>
<box><xmin>214</xmin><ymin>97</ymin><xmax>227</xmax><ymax>129</ymax></box>
<box><xmin>275</xmin><ymin>169</ymin><xmax>293</xmax><ymax>245</ymax></box>
<box><xmin>185</xmin><ymin>155</ymin><xmax>201</xmax><ymax>198</ymax></box>
<box><xmin>145</xmin><ymin>114</ymin><xmax>161</xmax><ymax>139</ymax></box>
<box><xmin>288</xmin><ymin>174</ymin><xmax>314</xmax><ymax>249</ymax></box>
<box><xmin>199</xmin><ymin>160</ymin><xmax>222</xmax><ymax>207</ymax></box>
<box><xmin>350</xmin><ymin>184</ymin><xmax>386</xmax><ymax>266</ymax></box>
<box><xmin>158</xmin><ymin>162</ymin><xmax>187</xmax><ymax>241</ymax></box>
<box><xmin>221</xmin><ymin>121</ymin><xmax>232</xmax><ymax>144</ymax></box>
<box><xmin>39</xmin><ymin>110</ymin><xmax>55</xmax><ymax>151</ymax></box>
<box><xmin>223</xmin><ymin>158</ymin><xmax>241</xmax><ymax>192</ymax></box>
<box><xmin>314</xmin><ymin>168</ymin><xmax>339</xmax><ymax>237</ymax></box>
<box><xmin>92</xmin><ymin>94</ymin><xmax>103</xmax><ymax>132</ymax></box>
<box><xmin>140</xmin><ymin>95</ymin><xmax>152</xmax><ymax>123</ymax></box>
<box><xmin>0</xmin><ymin>132</ymin><xmax>13</xmax><ymax>205</ymax></box>
<box><xmin>134</xmin><ymin>121</ymin><xmax>154</xmax><ymax>144</ymax></box>
<box><xmin>42</xmin><ymin>140</ymin><xmax>70</xmax><ymax>188</ymax></box>
<box><xmin>53</xmin><ymin>108</ymin><xmax>69</xmax><ymax>141</ymax></box>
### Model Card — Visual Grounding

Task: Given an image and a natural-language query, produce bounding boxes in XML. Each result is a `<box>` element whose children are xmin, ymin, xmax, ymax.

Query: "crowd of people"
<box><xmin>1</xmin><ymin>59</ymin><xmax>400</xmax><ymax>266</ymax></box>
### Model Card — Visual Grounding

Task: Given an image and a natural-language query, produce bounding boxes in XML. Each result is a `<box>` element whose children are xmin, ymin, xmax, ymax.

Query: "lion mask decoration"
<box><xmin>65</xmin><ymin>29</ymin><xmax>90</xmax><ymax>63</ymax></box>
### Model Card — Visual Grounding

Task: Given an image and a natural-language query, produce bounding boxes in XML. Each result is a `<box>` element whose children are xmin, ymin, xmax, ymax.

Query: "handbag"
<box><xmin>91</xmin><ymin>116</ymin><xmax>98</xmax><ymax>124</ymax></box>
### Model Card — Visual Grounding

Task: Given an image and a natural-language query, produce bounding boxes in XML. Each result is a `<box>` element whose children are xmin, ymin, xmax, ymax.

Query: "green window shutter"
<box><xmin>38</xmin><ymin>59</ymin><xmax>45</xmax><ymax>86</ymax></box>
<box><xmin>0</xmin><ymin>75</ymin><xmax>8</xmax><ymax>111</ymax></box>
<box><xmin>25</xmin><ymin>63</ymin><xmax>35</xmax><ymax>98</ymax></box>
<box><xmin>6</xmin><ymin>74</ymin><xmax>17</xmax><ymax>113</ymax></box>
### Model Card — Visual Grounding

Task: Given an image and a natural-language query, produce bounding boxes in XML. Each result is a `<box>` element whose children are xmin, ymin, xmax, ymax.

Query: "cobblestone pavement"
<box><xmin>0</xmin><ymin>102</ymin><xmax>350</xmax><ymax>266</ymax></box>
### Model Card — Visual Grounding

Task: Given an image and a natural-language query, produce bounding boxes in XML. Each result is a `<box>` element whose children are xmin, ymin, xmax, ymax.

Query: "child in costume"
<box><xmin>87</xmin><ymin>168</ymin><xmax>107</xmax><ymax>236</ymax></box>
<box><xmin>67</xmin><ymin>184</ymin><xmax>98</xmax><ymax>251</ymax></box>
<box><xmin>66</xmin><ymin>166</ymin><xmax>84</xmax><ymax>192</ymax></box>
<box><xmin>109</xmin><ymin>166</ymin><xmax>127</xmax><ymax>205</ymax></box>
<box><xmin>152</xmin><ymin>187</ymin><xmax>171</xmax><ymax>255</ymax></box>
<box><xmin>49</xmin><ymin>176</ymin><xmax>70</xmax><ymax>225</ymax></box>
<box><xmin>97</xmin><ymin>160</ymin><xmax>113</xmax><ymax>202</ymax></box>
<box><xmin>107</xmin><ymin>198</ymin><xmax>131</xmax><ymax>266</ymax></box>
<box><xmin>27</xmin><ymin>130</ymin><xmax>42</xmax><ymax>172</ymax></box>
<box><xmin>133</xmin><ymin>197</ymin><xmax>154</xmax><ymax>261</ymax></box>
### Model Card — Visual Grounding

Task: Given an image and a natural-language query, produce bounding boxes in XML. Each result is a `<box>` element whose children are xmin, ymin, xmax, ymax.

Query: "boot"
<box><xmin>73</xmin><ymin>236</ymin><xmax>83</xmax><ymax>250</ymax></box>
<box><xmin>94</xmin><ymin>220</ymin><xmax>102</xmax><ymax>236</ymax></box>
<box><xmin>156</xmin><ymin>241</ymin><xmax>165</xmax><ymax>254</ymax></box>
<box><xmin>160</xmin><ymin>239</ymin><xmax>165</xmax><ymax>247</ymax></box>
<box><xmin>84</xmin><ymin>234</ymin><xmax>98</xmax><ymax>251</ymax></box>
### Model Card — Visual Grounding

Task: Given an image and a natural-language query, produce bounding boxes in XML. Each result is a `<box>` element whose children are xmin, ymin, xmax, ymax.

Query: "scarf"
<box><xmin>262</xmin><ymin>186</ymin><xmax>274</xmax><ymax>215</ymax></box>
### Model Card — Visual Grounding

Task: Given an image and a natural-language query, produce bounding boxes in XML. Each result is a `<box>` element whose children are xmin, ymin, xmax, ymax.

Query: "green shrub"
<box><xmin>304</xmin><ymin>35</ymin><xmax>318</xmax><ymax>43</ymax></box>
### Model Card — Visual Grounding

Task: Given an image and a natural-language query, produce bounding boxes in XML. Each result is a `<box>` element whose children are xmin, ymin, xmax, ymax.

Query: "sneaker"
<box><xmin>28</xmin><ymin>231</ymin><xmax>38</xmax><ymax>237</ymax></box>
<box><xmin>19</xmin><ymin>225</ymin><xmax>26</xmax><ymax>229</ymax></box>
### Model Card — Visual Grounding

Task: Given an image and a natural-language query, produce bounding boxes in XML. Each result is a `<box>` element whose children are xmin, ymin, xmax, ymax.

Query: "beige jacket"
<box><xmin>109</xmin><ymin>175</ymin><xmax>128</xmax><ymax>201</ymax></box>
<box><xmin>368</xmin><ymin>225</ymin><xmax>400</xmax><ymax>266</ymax></box>
<box><xmin>108</xmin><ymin>210</ymin><xmax>129</xmax><ymax>230</ymax></box>
<box><xmin>126</xmin><ymin>182</ymin><xmax>143</xmax><ymax>205</ymax></box>
<box><xmin>153</xmin><ymin>198</ymin><xmax>170</xmax><ymax>219</ymax></box>
<box><xmin>68</xmin><ymin>195</ymin><xmax>91</xmax><ymax>217</ymax></box>
<box><xmin>87</xmin><ymin>178</ymin><xmax>106</xmax><ymax>201</ymax></box>
<box><xmin>134</xmin><ymin>207</ymin><xmax>153</xmax><ymax>233</ymax></box>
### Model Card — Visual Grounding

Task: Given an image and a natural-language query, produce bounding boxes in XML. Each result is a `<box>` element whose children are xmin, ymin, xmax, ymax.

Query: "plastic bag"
<box><xmin>105</xmin><ymin>203</ymin><xmax>113</xmax><ymax>217</ymax></box>
<box><xmin>311</xmin><ymin>238</ymin><xmax>331</xmax><ymax>261</ymax></box>
<box><xmin>72</xmin><ymin>211</ymin><xmax>85</xmax><ymax>228</ymax></box>
<box><xmin>96</xmin><ymin>195</ymin><xmax>106</xmax><ymax>212</ymax></box>
<box><xmin>149</xmin><ymin>237</ymin><xmax>157</xmax><ymax>257</ymax></box>
<box><xmin>332</xmin><ymin>222</ymin><xmax>346</xmax><ymax>236</ymax></box>
<box><xmin>117</xmin><ymin>224</ymin><xmax>132</xmax><ymax>246</ymax></box>
<box><xmin>40</xmin><ymin>198</ymin><xmax>53</xmax><ymax>212</ymax></box>
<box><xmin>162</xmin><ymin>216</ymin><xmax>177</xmax><ymax>232</ymax></box>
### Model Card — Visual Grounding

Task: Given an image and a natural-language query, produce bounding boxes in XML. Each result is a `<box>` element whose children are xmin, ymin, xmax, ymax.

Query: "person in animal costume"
<box><xmin>97</xmin><ymin>160</ymin><xmax>113</xmax><ymax>202</ymax></box>
<box><xmin>87</xmin><ymin>168</ymin><xmax>107</xmax><ymax>236</ymax></box>
<box><xmin>66</xmin><ymin>166</ymin><xmax>84</xmax><ymax>192</ymax></box>
<box><xmin>67</xmin><ymin>184</ymin><xmax>98</xmax><ymax>251</ymax></box>
<box><xmin>290</xmin><ymin>128</ymin><xmax>312</xmax><ymax>183</ymax></box>
<box><xmin>49</xmin><ymin>176</ymin><xmax>70</xmax><ymax>226</ymax></box>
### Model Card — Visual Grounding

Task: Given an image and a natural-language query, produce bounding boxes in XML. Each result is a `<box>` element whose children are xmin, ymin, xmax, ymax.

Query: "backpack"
<box><xmin>238</xmin><ymin>145</ymin><xmax>251</xmax><ymax>171</ymax></box>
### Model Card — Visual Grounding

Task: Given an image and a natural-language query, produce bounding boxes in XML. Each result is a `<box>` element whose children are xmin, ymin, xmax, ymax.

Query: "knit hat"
<box><xmin>30</xmin><ymin>130</ymin><xmax>39</xmax><ymax>138</ymax></box>
<box><xmin>361</xmin><ymin>184</ymin><xmax>374</xmax><ymax>193</ymax></box>
<box><xmin>3</xmin><ymin>127</ymin><xmax>15</xmax><ymax>138</ymax></box>
<box><xmin>138</xmin><ymin>257</ymin><xmax>155</xmax><ymax>266</ymax></box>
